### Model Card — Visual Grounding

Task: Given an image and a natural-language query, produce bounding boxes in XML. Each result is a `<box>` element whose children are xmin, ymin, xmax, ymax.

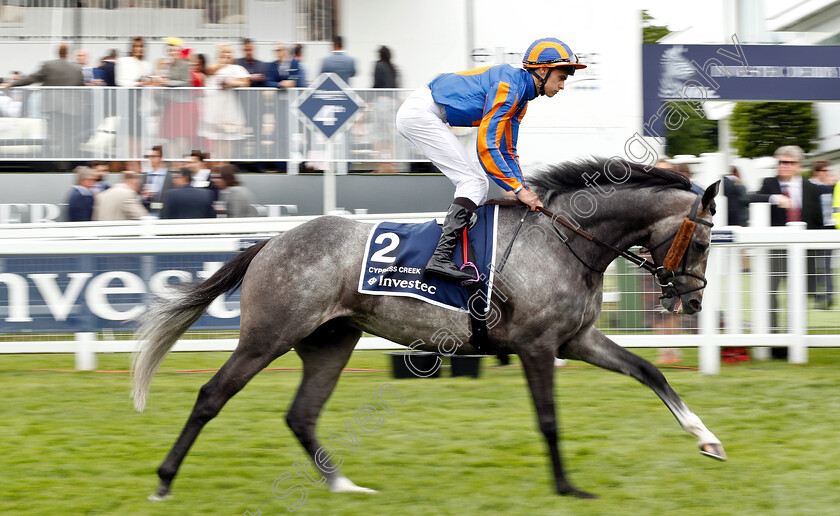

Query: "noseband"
<box><xmin>644</xmin><ymin>195</ymin><xmax>713</xmax><ymax>299</ymax></box>
<box><xmin>536</xmin><ymin>194</ymin><xmax>712</xmax><ymax>300</ymax></box>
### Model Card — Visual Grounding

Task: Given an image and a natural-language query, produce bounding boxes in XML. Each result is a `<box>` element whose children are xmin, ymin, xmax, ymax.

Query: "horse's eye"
<box><xmin>694</xmin><ymin>241</ymin><xmax>710</xmax><ymax>252</ymax></box>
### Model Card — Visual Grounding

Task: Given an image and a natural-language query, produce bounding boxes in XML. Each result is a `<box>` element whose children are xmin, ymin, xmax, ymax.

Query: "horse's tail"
<box><xmin>131</xmin><ymin>239</ymin><xmax>270</xmax><ymax>412</ymax></box>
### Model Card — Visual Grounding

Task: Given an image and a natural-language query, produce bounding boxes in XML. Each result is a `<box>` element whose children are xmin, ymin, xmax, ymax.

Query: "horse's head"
<box><xmin>647</xmin><ymin>181</ymin><xmax>719</xmax><ymax>315</ymax></box>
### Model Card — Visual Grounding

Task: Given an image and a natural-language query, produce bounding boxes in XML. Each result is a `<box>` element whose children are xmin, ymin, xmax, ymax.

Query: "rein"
<box><xmin>532</xmin><ymin>195</ymin><xmax>712</xmax><ymax>300</ymax></box>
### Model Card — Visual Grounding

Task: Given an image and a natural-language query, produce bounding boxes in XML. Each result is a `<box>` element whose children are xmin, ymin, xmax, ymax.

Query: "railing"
<box><xmin>0</xmin><ymin>86</ymin><xmax>432</xmax><ymax>166</ymax></box>
<box><xmin>1</xmin><ymin>213</ymin><xmax>838</xmax><ymax>373</ymax></box>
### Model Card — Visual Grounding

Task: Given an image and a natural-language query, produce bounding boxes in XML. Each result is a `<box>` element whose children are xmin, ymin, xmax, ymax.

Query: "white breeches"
<box><xmin>395</xmin><ymin>87</ymin><xmax>489</xmax><ymax>206</ymax></box>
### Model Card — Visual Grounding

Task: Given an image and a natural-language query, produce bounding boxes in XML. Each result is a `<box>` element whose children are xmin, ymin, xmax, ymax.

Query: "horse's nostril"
<box><xmin>689</xmin><ymin>299</ymin><xmax>701</xmax><ymax>312</ymax></box>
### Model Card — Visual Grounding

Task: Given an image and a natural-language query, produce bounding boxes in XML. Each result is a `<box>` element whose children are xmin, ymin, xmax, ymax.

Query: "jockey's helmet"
<box><xmin>522</xmin><ymin>38</ymin><xmax>586</xmax><ymax>76</ymax></box>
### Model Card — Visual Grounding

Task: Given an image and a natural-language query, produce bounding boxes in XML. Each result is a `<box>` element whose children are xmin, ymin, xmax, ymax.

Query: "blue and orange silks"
<box><xmin>428</xmin><ymin>64</ymin><xmax>538</xmax><ymax>194</ymax></box>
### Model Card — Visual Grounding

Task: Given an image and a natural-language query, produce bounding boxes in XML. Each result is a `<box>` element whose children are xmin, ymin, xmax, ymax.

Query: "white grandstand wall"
<box><xmin>331</xmin><ymin>0</ymin><xmax>643</xmax><ymax>170</ymax></box>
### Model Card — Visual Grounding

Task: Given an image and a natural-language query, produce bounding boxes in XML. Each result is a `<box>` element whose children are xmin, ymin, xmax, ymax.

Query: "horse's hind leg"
<box><xmin>285</xmin><ymin>318</ymin><xmax>376</xmax><ymax>494</ymax></box>
<box><xmin>150</xmin><ymin>342</ymin><xmax>282</xmax><ymax>501</ymax></box>
<box><xmin>519</xmin><ymin>341</ymin><xmax>596</xmax><ymax>499</ymax></box>
<box><xmin>559</xmin><ymin>327</ymin><xmax>726</xmax><ymax>460</ymax></box>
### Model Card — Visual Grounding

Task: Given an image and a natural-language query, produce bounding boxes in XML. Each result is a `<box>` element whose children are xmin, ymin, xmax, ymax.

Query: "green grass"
<box><xmin>2</xmin><ymin>349</ymin><xmax>840</xmax><ymax>515</ymax></box>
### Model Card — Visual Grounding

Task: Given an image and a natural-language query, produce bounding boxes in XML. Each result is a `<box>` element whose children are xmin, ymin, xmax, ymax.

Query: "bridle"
<box><xmin>535</xmin><ymin>194</ymin><xmax>713</xmax><ymax>300</ymax></box>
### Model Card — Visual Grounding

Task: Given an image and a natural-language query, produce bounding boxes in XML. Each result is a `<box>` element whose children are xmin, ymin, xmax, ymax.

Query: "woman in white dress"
<box><xmin>115</xmin><ymin>36</ymin><xmax>153</xmax><ymax>157</ymax></box>
<box><xmin>199</xmin><ymin>43</ymin><xmax>250</xmax><ymax>159</ymax></box>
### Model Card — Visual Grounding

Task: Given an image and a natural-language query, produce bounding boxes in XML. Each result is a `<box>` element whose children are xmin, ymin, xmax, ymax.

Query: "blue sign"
<box><xmin>0</xmin><ymin>252</ymin><xmax>241</xmax><ymax>333</ymax></box>
<box><xmin>642</xmin><ymin>41</ymin><xmax>840</xmax><ymax>138</ymax></box>
<box><xmin>711</xmin><ymin>229</ymin><xmax>735</xmax><ymax>244</ymax></box>
<box><xmin>293</xmin><ymin>73</ymin><xmax>365</xmax><ymax>139</ymax></box>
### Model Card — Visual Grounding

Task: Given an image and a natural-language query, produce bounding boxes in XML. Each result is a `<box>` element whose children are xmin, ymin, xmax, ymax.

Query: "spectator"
<box><xmin>264</xmin><ymin>44</ymin><xmax>295</xmax><ymax>89</ymax></box>
<box><xmin>75</xmin><ymin>49</ymin><xmax>95</xmax><ymax>86</ymax></box>
<box><xmin>186</xmin><ymin>149</ymin><xmax>213</xmax><ymax>187</ymax></box>
<box><xmin>8</xmin><ymin>43</ymin><xmax>84</xmax><ymax>159</ymax></box>
<box><xmin>116</xmin><ymin>37</ymin><xmax>151</xmax><ymax>157</ymax></box>
<box><xmin>723</xmin><ymin>165</ymin><xmax>749</xmax><ymax>226</ymax></box>
<box><xmin>199</xmin><ymin>43</ymin><xmax>249</xmax><ymax>159</ymax></box>
<box><xmin>237</xmin><ymin>37</ymin><xmax>266</xmax><ymax>87</ymax></box>
<box><xmin>95</xmin><ymin>49</ymin><xmax>118</xmax><ymax>87</ymax></box>
<box><xmin>752</xmin><ymin>145</ymin><xmax>823</xmax><ymax>356</ymax></box>
<box><xmin>142</xmin><ymin>145</ymin><xmax>173</xmax><ymax>216</ymax></box>
<box><xmin>92</xmin><ymin>171</ymin><xmax>148</xmax><ymax>221</ymax></box>
<box><xmin>89</xmin><ymin>161</ymin><xmax>112</xmax><ymax>194</ymax></box>
<box><xmin>160</xmin><ymin>168</ymin><xmax>216</xmax><ymax>219</ymax></box>
<box><xmin>9</xmin><ymin>43</ymin><xmax>83</xmax><ymax>87</ymax></box>
<box><xmin>116</xmin><ymin>36</ymin><xmax>151</xmax><ymax>87</ymax></box>
<box><xmin>288</xmin><ymin>44</ymin><xmax>307</xmax><ymax>87</ymax></box>
<box><xmin>66</xmin><ymin>166</ymin><xmax>98</xmax><ymax>222</ymax></box>
<box><xmin>212</xmin><ymin>164</ymin><xmax>258</xmax><ymax>217</ymax></box>
<box><xmin>320</xmin><ymin>35</ymin><xmax>356</xmax><ymax>85</ymax></box>
<box><xmin>809</xmin><ymin>160</ymin><xmax>837</xmax><ymax>309</ymax></box>
<box><xmin>655</xmin><ymin>157</ymin><xmax>672</xmax><ymax>170</ymax></box>
<box><xmin>835</xmin><ymin>181</ymin><xmax>840</xmax><ymax>228</ymax></box>
<box><xmin>373</xmin><ymin>45</ymin><xmax>399</xmax><ymax>88</ymax></box>
<box><xmin>159</xmin><ymin>38</ymin><xmax>197</xmax><ymax>158</ymax></box>
<box><xmin>371</xmin><ymin>45</ymin><xmax>399</xmax><ymax>173</ymax></box>
<box><xmin>191</xmin><ymin>52</ymin><xmax>207</xmax><ymax>87</ymax></box>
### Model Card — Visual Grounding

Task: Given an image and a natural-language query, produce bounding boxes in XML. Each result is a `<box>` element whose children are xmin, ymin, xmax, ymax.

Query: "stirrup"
<box><xmin>459</xmin><ymin>261</ymin><xmax>480</xmax><ymax>286</ymax></box>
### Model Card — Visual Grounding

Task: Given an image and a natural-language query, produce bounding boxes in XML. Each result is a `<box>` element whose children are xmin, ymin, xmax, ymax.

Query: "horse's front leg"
<box><xmin>518</xmin><ymin>341</ymin><xmax>596</xmax><ymax>499</ymax></box>
<box><xmin>559</xmin><ymin>326</ymin><xmax>726</xmax><ymax>460</ymax></box>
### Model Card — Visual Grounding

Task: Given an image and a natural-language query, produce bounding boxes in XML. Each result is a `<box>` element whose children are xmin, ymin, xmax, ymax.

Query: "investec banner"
<box><xmin>0</xmin><ymin>252</ymin><xmax>240</xmax><ymax>333</ymax></box>
<box><xmin>642</xmin><ymin>42</ymin><xmax>840</xmax><ymax>138</ymax></box>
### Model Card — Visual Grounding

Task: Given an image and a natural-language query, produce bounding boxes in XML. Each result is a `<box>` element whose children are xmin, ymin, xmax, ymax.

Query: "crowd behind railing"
<box><xmin>1</xmin><ymin>38</ymin><xmax>428</xmax><ymax>166</ymax></box>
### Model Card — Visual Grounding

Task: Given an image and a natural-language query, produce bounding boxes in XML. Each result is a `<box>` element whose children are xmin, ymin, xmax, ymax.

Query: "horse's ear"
<box><xmin>702</xmin><ymin>181</ymin><xmax>720</xmax><ymax>211</ymax></box>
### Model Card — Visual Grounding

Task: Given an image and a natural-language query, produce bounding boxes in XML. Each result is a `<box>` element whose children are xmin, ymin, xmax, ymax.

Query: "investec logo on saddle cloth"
<box><xmin>358</xmin><ymin>205</ymin><xmax>499</xmax><ymax>312</ymax></box>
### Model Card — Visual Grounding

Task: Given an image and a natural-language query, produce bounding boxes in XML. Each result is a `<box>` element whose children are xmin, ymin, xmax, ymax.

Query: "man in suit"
<box><xmin>237</xmin><ymin>38</ymin><xmax>266</xmax><ymax>87</ymax></box>
<box><xmin>320</xmin><ymin>36</ymin><xmax>356</xmax><ymax>85</ymax></box>
<box><xmin>288</xmin><ymin>44</ymin><xmax>307</xmax><ymax>87</ymax></box>
<box><xmin>8</xmin><ymin>43</ymin><xmax>84</xmax><ymax>159</ymax></box>
<box><xmin>722</xmin><ymin>166</ymin><xmax>749</xmax><ymax>226</ymax></box>
<box><xmin>66</xmin><ymin>166</ymin><xmax>98</xmax><ymax>222</ymax></box>
<box><xmin>142</xmin><ymin>145</ymin><xmax>174</xmax><ymax>216</ymax></box>
<box><xmin>96</xmin><ymin>50</ymin><xmax>118</xmax><ymax>87</ymax></box>
<box><xmin>752</xmin><ymin>145</ymin><xmax>823</xmax><ymax>356</ymax></box>
<box><xmin>92</xmin><ymin>171</ymin><xmax>148</xmax><ymax>221</ymax></box>
<box><xmin>265</xmin><ymin>45</ymin><xmax>296</xmax><ymax>89</ymax></box>
<box><xmin>160</xmin><ymin>168</ymin><xmax>216</xmax><ymax>219</ymax></box>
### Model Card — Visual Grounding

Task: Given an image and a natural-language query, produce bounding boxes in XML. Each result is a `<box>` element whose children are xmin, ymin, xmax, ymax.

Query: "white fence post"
<box><xmin>699</xmin><ymin>244</ymin><xmax>721</xmax><ymax>374</ymax></box>
<box><xmin>750</xmin><ymin>203</ymin><xmax>772</xmax><ymax>360</ymax></box>
<box><xmin>75</xmin><ymin>332</ymin><xmax>97</xmax><ymax>371</ymax></box>
<box><xmin>787</xmin><ymin>222</ymin><xmax>808</xmax><ymax>364</ymax></box>
<box><xmin>726</xmin><ymin>244</ymin><xmax>743</xmax><ymax>334</ymax></box>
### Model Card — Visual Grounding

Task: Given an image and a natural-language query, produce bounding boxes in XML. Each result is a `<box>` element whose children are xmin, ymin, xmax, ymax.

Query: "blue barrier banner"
<box><xmin>642</xmin><ymin>42</ymin><xmax>840</xmax><ymax>138</ymax></box>
<box><xmin>0</xmin><ymin>252</ymin><xmax>240</xmax><ymax>333</ymax></box>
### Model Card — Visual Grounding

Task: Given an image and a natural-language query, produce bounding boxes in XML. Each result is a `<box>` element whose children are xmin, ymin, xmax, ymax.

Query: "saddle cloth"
<box><xmin>358</xmin><ymin>204</ymin><xmax>499</xmax><ymax>312</ymax></box>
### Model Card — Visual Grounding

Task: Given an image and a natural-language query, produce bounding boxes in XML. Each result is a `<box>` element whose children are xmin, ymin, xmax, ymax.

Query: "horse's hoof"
<box><xmin>147</xmin><ymin>493</ymin><xmax>172</xmax><ymax>502</ymax></box>
<box><xmin>558</xmin><ymin>484</ymin><xmax>597</xmax><ymax>499</ymax></box>
<box><xmin>699</xmin><ymin>442</ymin><xmax>727</xmax><ymax>461</ymax></box>
<box><xmin>328</xmin><ymin>476</ymin><xmax>378</xmax><ymax>494</ymax></box>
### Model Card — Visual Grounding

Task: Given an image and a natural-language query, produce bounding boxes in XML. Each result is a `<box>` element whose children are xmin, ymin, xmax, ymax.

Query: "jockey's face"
<box><xmin>542</xmin><ymin>68</ymin><xmax>568</xmax><ymax>97</ymax></box>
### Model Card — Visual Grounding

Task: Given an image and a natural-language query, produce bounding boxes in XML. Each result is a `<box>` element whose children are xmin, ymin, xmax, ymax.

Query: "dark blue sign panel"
<box><xmin>0</xmin><ymin>252</ymin><xmax>240</xmax><ymax>333</ymax></box>
<box><xmin>294</xmin><ymin>73</ymin><xmax>365</xmax><ymax>139</ymax></box>
<box><xmin>642</xmin><ymin>42</ymin><xmax>840</xmax><ymax>138</ymax></box>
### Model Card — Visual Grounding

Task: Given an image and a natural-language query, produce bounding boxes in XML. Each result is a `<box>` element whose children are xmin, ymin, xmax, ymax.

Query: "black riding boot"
<box><xmin>425</xmin><ymin>199</ymin><xmax>476</xmax><ymax>282</ymax></box>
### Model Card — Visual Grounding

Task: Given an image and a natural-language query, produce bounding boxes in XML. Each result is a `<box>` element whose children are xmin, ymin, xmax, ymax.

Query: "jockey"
<box><xmin>396</xmin><ymin>37</ymin><xmax>586</xmax><ymax>282</ymax></box>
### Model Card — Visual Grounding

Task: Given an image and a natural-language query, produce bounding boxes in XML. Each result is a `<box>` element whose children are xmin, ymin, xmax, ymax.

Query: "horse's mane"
<box><xmin>529</xmin><ymin>158</ymin><xmax>692</xmax><ymax>203</ymax></box>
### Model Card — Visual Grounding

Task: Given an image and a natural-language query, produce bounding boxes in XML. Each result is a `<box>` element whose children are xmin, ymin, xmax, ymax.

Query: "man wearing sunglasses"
<box><xmin>753</xmin><ymin>145</ymin><xmax>824</xmax><ymax>355</ymax></box>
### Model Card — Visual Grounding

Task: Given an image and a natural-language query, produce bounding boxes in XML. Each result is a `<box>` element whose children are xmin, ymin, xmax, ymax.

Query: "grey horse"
<box><xmin>132</xmin><ymin>159</ymin><xmax>725</xmax><ymax>500</ymax></box>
